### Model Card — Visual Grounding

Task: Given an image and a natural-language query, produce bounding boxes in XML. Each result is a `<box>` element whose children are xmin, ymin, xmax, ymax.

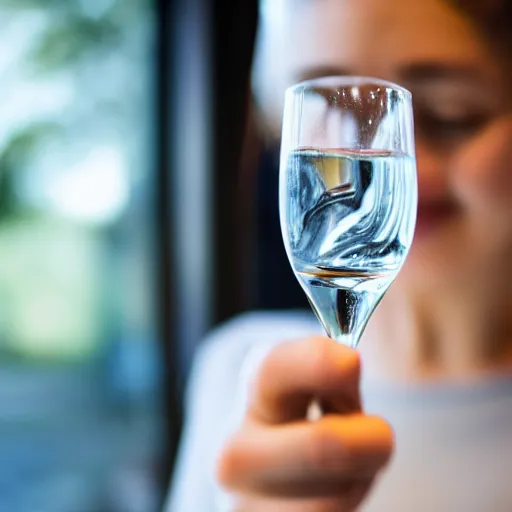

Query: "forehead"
<box><xmin>282</xmin><ymin>0</ymin><xmax>488</xmax><ymax>77</ymax></box>
<box><xmin>253</xmin><ymin>0</ymin><xmax>496</xmax><ymax>134</ymax></box>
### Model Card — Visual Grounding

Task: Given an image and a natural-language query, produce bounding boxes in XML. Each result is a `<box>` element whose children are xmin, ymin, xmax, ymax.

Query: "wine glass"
<box><xmin>280</xmin><ymin>76</ymin><xmax>417</xmax><ymax>349</ymax></box>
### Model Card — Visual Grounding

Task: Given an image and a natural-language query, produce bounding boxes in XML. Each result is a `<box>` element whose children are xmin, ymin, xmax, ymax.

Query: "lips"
<box><xmin>415</xmin><ymin>201</ymin><xmax>458</xmax><ymax>238</ymax></box>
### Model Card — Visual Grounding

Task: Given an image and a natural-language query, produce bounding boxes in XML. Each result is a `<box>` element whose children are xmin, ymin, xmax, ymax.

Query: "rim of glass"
<box><xmin>286</xmin><ymin>75</ymin><xmax>412</xmax><ymax>98</ymax></box>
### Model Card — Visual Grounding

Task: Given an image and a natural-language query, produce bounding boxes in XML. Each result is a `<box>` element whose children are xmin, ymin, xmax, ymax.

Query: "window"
<box><xmin>0</xmin><ymin>1</ymin><xmax>163</xmax><ymax>510</ymax></box>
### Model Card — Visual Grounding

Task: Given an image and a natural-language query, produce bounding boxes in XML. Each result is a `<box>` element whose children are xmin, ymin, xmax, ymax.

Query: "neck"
<box><xmin>360</xmin><ymin>274</ymin><xmax>512</xmax><ymax>383</ymax></box>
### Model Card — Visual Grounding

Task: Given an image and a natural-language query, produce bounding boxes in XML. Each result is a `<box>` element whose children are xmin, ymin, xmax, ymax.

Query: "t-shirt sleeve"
<box><xmin>164</xmin><ymin>326</ymin><xmax>246</xmax><ymax>511</ymax></box>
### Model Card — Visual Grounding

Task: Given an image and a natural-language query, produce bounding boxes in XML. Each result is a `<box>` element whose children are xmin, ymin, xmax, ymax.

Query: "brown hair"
<box><xmin>452</xmin><ymin>0</ymin><xmax>511</xmax><ymax>61</ymax></box>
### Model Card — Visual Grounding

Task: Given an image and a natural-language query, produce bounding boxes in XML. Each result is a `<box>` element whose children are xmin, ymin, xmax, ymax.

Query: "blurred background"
<box><xmin>0</xmin><ymin>0</ymin><xmax>162</xmax><ymax>510</ymax></box>
<box><xmin>0</xmin><ymin>0</ymin><xmax>297</xmax><ymax>509</ymax></box>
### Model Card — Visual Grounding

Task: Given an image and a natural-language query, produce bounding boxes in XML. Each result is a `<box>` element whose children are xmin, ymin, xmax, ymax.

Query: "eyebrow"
<box><xmin>296</xmin><ymin>62</ymin><xmax>488</xmax><ymax>87</ymax></box>
<box><xmin>399</xmin><ymin>62</ymin><xmax>488</xmax><ymax>85</ymax></box>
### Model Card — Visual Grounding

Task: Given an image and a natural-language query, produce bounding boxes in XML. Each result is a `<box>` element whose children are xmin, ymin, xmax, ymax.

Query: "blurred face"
<box><xmin>253</xmin><ymin>0</ymin><xmax>512</xmax><ymax>296</ymax></box>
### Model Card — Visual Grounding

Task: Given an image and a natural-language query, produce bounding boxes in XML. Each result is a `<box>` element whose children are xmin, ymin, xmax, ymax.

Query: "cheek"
<box><xmin>452</xmin><ymin>116</ymin><xmax>512</xmax><ymax>212</ymax></box>
<box><xmin>451</xmin><ymin>116</ymin><xmax>512</xmax><ymax>265</ymax></box>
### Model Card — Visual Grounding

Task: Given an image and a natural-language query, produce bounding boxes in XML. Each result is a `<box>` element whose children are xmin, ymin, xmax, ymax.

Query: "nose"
<box><xmin>415</xmin><ymin>137</ymin><xmax>451</xmax><ymax>205</ymax></box>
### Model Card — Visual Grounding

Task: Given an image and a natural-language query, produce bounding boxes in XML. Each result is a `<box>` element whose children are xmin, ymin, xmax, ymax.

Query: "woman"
<box><xmin>169</xmin><ymin>0</ymin><xmax>512</xmax><ymax>510</ymax></box>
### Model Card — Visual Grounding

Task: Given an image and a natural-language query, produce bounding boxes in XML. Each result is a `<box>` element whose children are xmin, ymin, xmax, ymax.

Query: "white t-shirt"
<box><xmin>166</xmin><ymin>311</ymin><xmax>512</xmax><ymax>512</ymax></box>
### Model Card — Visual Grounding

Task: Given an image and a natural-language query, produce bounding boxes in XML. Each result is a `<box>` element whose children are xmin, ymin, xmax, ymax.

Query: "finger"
<box><xmin>232</xmin><ymin>482</ymin><xmax>371</xmax><ymax>511</ymax></box>
<box><xmin>248</xmin><ymin>336</ymin><xmax>362</xmax><ymax>424</ymax></box>
<box><xmin>218</xmin><ymin>414</ymin><xmax>393</xmax><ymax>498</ymax></box>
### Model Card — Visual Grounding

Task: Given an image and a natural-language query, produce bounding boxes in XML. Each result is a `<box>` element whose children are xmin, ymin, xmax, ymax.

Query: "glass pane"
<box><xmin>0</xmin><ymin>1</ymin><xmax>162</xmax><ymax>511</ymax></box>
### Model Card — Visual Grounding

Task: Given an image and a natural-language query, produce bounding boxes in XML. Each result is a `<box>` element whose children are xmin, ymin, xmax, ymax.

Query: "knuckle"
<box><xmin>256</xmin><ymin>338</ymin><xmax>304</xmax><ymax>385</ymax></box>
<box><xmin>308</xmin><ymin>336</ymin><xmax>361</xmax><ymax>391</ymax></box>
<box><xmin>257</xmin><ymin>343</ymin><xmax>285</xmax><ymax>382</ymax></box>
<box><xmin>345</xmin><ymin>348</ymin><xmax>362</xmax><ymax>377</ymax></box>
<box><xmin>365</xmin><ymin>415</ymin><xmax>395</xmax><ymax>466</ymax></box>
<box><xmin>371</xmin><ymin>414</ymin><xmax>395</xmax><ymax>442</ymax></box>
<box><xmin>215</xmin><ymin>447</ymin><xmax>235</xmax><ymax>489</ymax></box>
<box><xmin>307</xmin><ymin>421</ymin><xmax>347</xmax><ymax>472</ymax></box>
<box><xmin>216</xmin><ymin>437</ymin><xmax>245</xmax><ymax>490</ymax></box>
<box><xmin>337</xmin><ymin>348</ymin><xmax>362</xmax><ymax>390</ymax></box>
<box><xmin>308</xmin><ymin>336</ymin><xmax>336</xmax><ymax>389</ymax></box>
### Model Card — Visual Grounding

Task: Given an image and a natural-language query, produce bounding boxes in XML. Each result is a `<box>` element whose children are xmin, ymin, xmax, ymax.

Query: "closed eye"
<box><xmin>416</xmin><ymin>110</ymin><xmax>489</xmax><ymax>143</ymax></box>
